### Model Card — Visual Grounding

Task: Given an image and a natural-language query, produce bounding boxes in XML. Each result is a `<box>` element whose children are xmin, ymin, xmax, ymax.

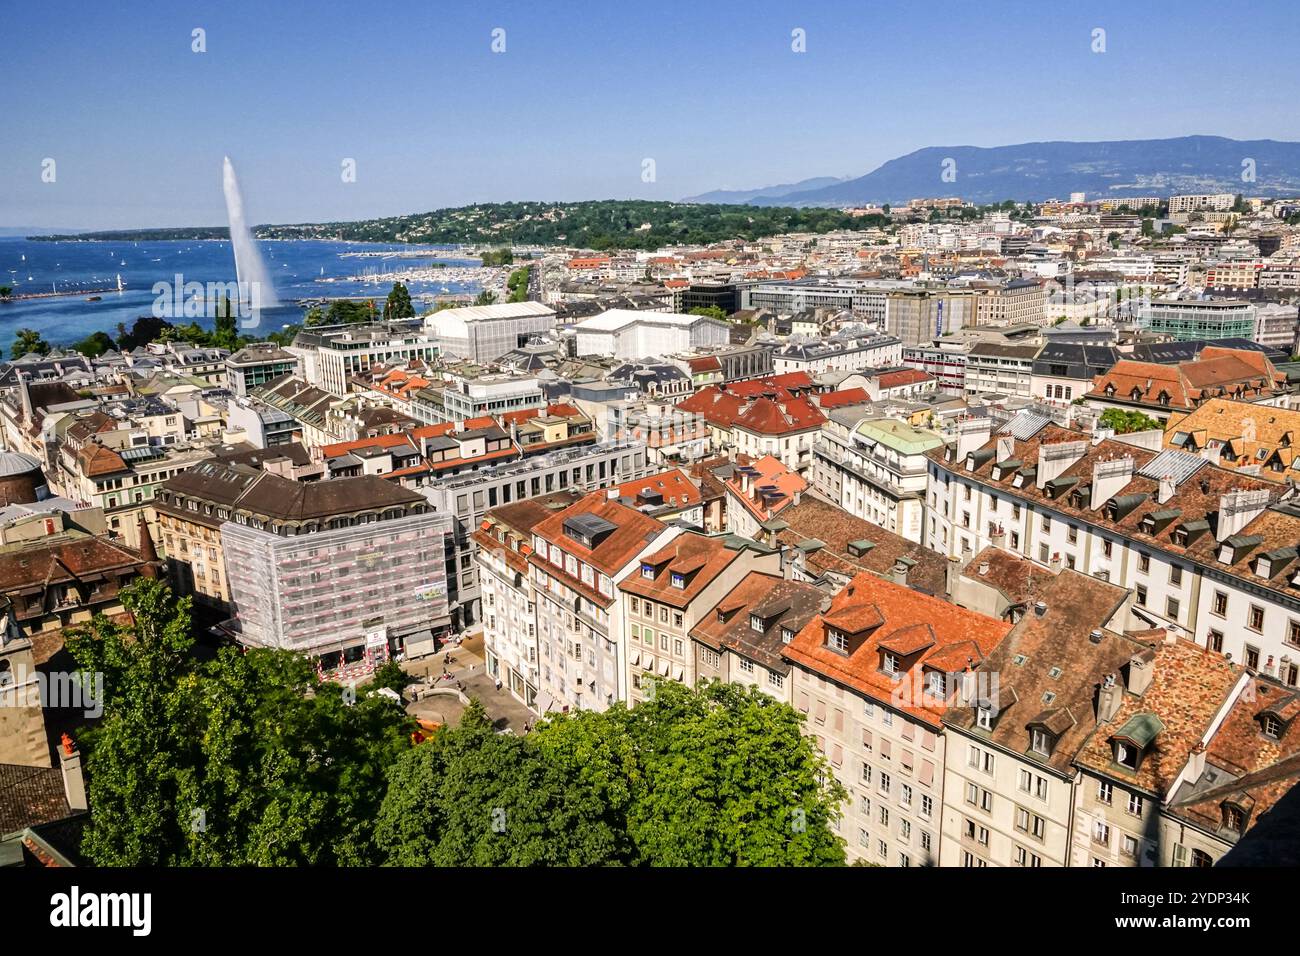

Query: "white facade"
<box><xmin>573</xmin><ymin>309</ymin><xmax>730</xmax><ymax>359</ymax></box>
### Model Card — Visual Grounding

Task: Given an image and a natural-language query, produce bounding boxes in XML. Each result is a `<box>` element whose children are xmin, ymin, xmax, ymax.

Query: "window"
<box><xmin>1248</xmin><ymin>605</ymin><xmax>1265</xmax><ymax>632</ymax></box>
<box><xmin>1102</xmin><ymin>539</ymin><xmax>1112</xmax><ymax>558</ymax></box>
<box><xmin>977</xmin><ymin>707</ymin><xmax>993</xmax><ymax>730</ymax></box>
<box><xmin>1209</xmin><ymin>629</ymin><xmax>1224</xmax><ymax>653</ymax></box>
<box><xmin>1127</xmin><ymin>793</ymin><xmax>1144</xmax><ymax>816</ymax></box>
<box><xmin>768</xmin><ymin>671</ymin><xmax>784</xmax><ymax>690</ymax></box>
<box><xmin>1030</xmin><ymin>728</ymin><xmax>1051</xmax><ymax>756</ymax></box>
<box><xmin>1018</xmin><ymin>769</ymin><xmax>1032</xmax><ymax>793</ymax></box>
<box><xmin>1122</xmin><ymin>835</ymin><xmax>1139</xmax><ymax>858</ymax></box>
<box><xmin>921</xmin><ymin>795</ymin><xmax>933</xmax><ymax>819</ymax></box>
<box><xmin>1169</xmin><ymin>565</ymin><xmax>1183</xmax><ymax>586</ymax></box>
<box><xmin>1138</xmin><ymin>552</ymin><xmax>1150</xmax><ymax>573</ymax></box>
<box><xmin>1097</xmin><ymin>780</ymin><xmax>1113</xmax><ymax>804</ymax></box>
<box><xmin>1115</xmin><ymin>741</ymin><xmax>1139</xmax><ymax>770</ymax></box>
<box><xmin>1263</xmin><ymin>714</ymin><xmax>1282</xmax><ymax>739</ymax></box>
<box><xmin>1212</xmin><ymin>591</ymin><xmax>1228</xmax><ymax>616</ymax></box>
<box><xmin>1166</xmin><ymin>597</ymin><xmax>1180</xmax><ymax>621</ymax></box>
<box><xmin>1288</xmin><ymin>621</ymin><xmax>1300</xmax><ymax>648</ymax></box>
<box><xmin>749</xmin><ymin>613</ymin><xmax>764</xmax><ymax>633</ymax></box>
<box><xmin>738</xmin><ymin>658</ymin><xmax>755</xmax><ymax>674</ymax></box>
<box><xmin>1067</xmin><ymin>525</ymin><xmax>1078</xmax><ymax>544</ymax></box>
<box><xmin>670</xmin><ymin>572</ymin><xmax>685</xmax><ymax>589</ymax></box>
<box><xmin>827</xmin><ymin>630</ymin><xmax>848</xmax><ymax>653</ymax></box>
<box><xmin>1191</xmin><ymin>848</ymin><xmax>1213</xmax><ymax>868</ymax></box>
<box><xmin>1135</xmin><ymin>584</ymin><xmax>1147</xmax><ymax>607</ymax></box>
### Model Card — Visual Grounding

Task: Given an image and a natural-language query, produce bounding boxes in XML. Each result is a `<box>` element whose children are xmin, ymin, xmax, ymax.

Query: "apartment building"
<box><xmin>412</xmin><ymin>373</ymin><xmax>545</xmax><ymax>424</ymax></box>
<box><xmin>1029</xmin><ymin>343</ymin><xmax>1121</xmax><ymax>409</ymax></box>
<box><xmin>1070</xmin><ymin>634</ymin><xmax>1245</xmax><ymax>868</ymax></box>
<box><xmin>1168</xmin><ymin>193</ymin><xmax>1236</xmax><ymax>214</ymax></box>
<box><xmin>154</xmin><ymin>459</ymin><xmax>432</xmax><ymax>614</ymax></box>
<box><xmin>1164</xmin><ymin>397</ymin><xmax>1300</xmax><ymax>484</ymax></box>
<box><xmin>527</xmin><ymin>491</ymin><xmax>678</xmax><ymax>713</ymax></box>
<box><xmin>224</xmin><ymin>344</ymin><xmax>299</xmax><ymax>397</ymax></box>
<box><xmin>813</xmin><ymin>415</ymin><xmax>942</xmax><ymax>542</ymax></box>
<box><xmin>973</xmin><ymin>278</ymin><xmax>1047</xmax><ymax>327</ymax></box>
<box><xmin>620</xmin><ymin>533</ymin><xmax>779</xmax><ymax>705</ymax></box>
<box><xmin>940</xmin><ymin>570</ymin><xmax>1137</xmax><ymax>867</ymax></box>
<box><xmin>690</xmin><ymin>570</ymin><xmax>824</xmax><ymax>704</ymax></box>
<box><xmin>1140</xmin><ymin>299</ymin><xmax>1256</xmax><ymax>342</ymax></box>
<box><xmin>723</xmin><ymin>455</ymin><xmax>807</xmax><ymax>540</ymax></box>
<box><xmin>925</xmin><ymin>412</ymin><xmax>1300</xmax><ymax>685</ymax></box>
<box><xmin>963</xmin><ymin>343</ymin><xmax>1042</xmax><ymax>399</ymax></box>
<box><xmin>426</xmin><ymin>439</ymin><xmax>652</xmax><ymax>629</ymax></box>
<box><xmin>771</xmin><ymin>335</ymin><xmax>904</xmax><ymax>376</ymax></box>
<box><xmin>475</xmin><ymin>491</ymin><xmax>581</xmax><ymax>712</ymax></box>
<box><xmin>782</xmin><ymin>571</ymin><xmax>1012</xmax><ymax>865</ymax></box>
<box><xmin>676</xmin><ymin>375</ymin><xmax>826</xmax><ymax>475</ymax></box>
<box><xmin>885</xmin><ymin>288</ymin><xmax>977</xmax><ymax>347</ymax></box>
<box><xmin>903</xmin><ymin>342</ymin><xmax>969</xmax><ymax>395</ymax></box>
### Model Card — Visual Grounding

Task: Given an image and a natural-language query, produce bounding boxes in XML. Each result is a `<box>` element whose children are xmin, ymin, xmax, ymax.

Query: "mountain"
<box><xmin>738</xmin><ymin>136</ymin><xmax>1300</xmax><ymax>207</ymax></box>
<box><xmin>680</xmin><ymin>177</ymin><xmax>846</xmax><ymax>204</ymax></box>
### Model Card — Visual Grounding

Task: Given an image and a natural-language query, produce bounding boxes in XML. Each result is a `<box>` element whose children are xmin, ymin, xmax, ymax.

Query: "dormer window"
<box><xmin>1262</xmin><ymin>713</ymin><xmax>1282</xmax><ymax>739</ymax></box>
<box><xmin>882</xmin><ymin>652</ymin><xmax>899</xmax><ymax>676</ymax></box>
<box><xmin>670</xmin><ymin>571</ymin><xmax>686</xmax><ymax>589</ymax></box>
<box><xmin>925</xmin><ymin>670</ymin><xmax>947</xmax><ymax>698</ymax></box>
<box><xmin>780</xmin><ymin>626</ymin><xmax>795</xmax><ymax>644</ymax></box>
<box><xmin>641</xmin><ymin>563</ymin><xmax>655</xmax><ymax>580</ymax></box>
<box><xmin>1221</xmin><ymin>804</ymin><xmax>1246</xmax><ymax>832</ymax></box>
<box><xmin>977</xmin><ymin>706</ymin><xmax>994</xmax><ymax>730</ymax></box>
<box><xmin>750</xmin><ymin>613</ymin><xmax>764</xmax><ymax>633</ymax></box>
<box><xmin>1031</xmin><ymin>728</ymin><xmax>1053</xmax><ymax>756</ymax></box>
<box><xmin>1115</xmin><ymin>741</ymin><xmax>1139</xmax><ymax>769</ymax></box>
<box><xmin>826</xmin><ymin>629</ymin><xmax>848</xmax><ymax>653</ymax></box>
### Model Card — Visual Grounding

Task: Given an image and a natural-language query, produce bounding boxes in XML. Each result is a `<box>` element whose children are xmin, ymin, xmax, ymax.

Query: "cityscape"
<box><xmin>1</xmin><ymin>0</ymin><xmax>1295</xmax><ymax>931</ymax></box>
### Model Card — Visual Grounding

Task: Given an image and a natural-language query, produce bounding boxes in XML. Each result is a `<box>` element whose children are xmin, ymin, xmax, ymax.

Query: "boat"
<box><xmin>86</xmin><ymin>295</ymin><xmax>101</xmax><ymax>302</ymax></box>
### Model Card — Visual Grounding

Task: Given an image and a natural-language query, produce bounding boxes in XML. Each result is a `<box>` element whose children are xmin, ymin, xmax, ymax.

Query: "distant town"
<box><xmin>6</xmin><ymin>186</ymin><xmax>1300</xmax><ymax>872</ymax></box>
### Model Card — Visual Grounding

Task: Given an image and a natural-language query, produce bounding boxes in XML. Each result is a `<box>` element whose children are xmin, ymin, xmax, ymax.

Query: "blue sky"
<box><xmin>3</xmin><ymin>0</ymin><xmax>1298</xmax><ymax>229</ymax></box>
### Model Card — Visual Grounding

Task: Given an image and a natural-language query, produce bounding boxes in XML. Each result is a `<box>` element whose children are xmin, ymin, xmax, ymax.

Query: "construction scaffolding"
<box><xmin>221</xmin><ymin>511</ymin><xmax>453</xmax><ymax>658</ymax></box>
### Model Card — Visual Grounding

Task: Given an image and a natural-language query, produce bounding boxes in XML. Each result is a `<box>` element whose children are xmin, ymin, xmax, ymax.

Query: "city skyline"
<box><xmin>5</xmin><ymin>0</ymin><xmax>1300</xmax><ymax>229</ymax></box>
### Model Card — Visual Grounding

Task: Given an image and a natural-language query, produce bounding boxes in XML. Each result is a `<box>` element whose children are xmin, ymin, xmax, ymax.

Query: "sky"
<box><xmin>3</xmin><ymin>0</ymin><xmax>1299</xmax><ymax>230</ymax></box>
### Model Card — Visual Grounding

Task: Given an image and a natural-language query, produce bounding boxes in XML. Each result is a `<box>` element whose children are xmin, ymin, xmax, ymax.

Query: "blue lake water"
<box><xmin>0</xmin><ymin>237</ymin><xmax>482</xmax><ymax>347</ymax></box>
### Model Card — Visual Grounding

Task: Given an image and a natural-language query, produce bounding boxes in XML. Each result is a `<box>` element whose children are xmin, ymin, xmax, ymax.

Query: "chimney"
<box><xmin>1089</xmin><ymin>629</ymin><xmax>1104</xmax><ymax>644</ymax></box>
<box><xmin>605</xmin><ymin>487</ymin><xmax>619</xmax><ymax>501</ymax></box>
<box><xmin>955</xmin><ymin>417</ymin><xmax>993</xmax><ymax>461</ymax></box>
<box><xmin>989</xmin><ymin>523</ymin><xmax>1006</xmax><ymax>549</ymax></box>
<box><xmin>1215</xmin><ymin>489</ymin><xmax>1270</xmax><ymax>542</ymax></box>
<box><xmin>978</xmin><ymin>561</ymin><xmax>990</xmax><ymax>576</ymax></box>
<box><xmin>1126</xmin><ymin>649</ymin><xmax>1155</xmax><ymax>695</ymax></box>
<box><xmin>1098</xmin><ymin>673</ymin><xmax>1122</xmax><ymax>722</ymax></box>
<box><xmin>1186</xmin><ymin>741</ymin><xmax>1208</xmax><ymax>782</ymax></box>
<box><xmin>1157</xmin><ymin>473</ymin><xmax>1176</xmax><ymax>505</ymax></box>
<box><xmin>891</xmin><ymin>562</ymin><xmax>910</xmax><ymax>586</ymax></box>
<box><xmin>58</xmin><ymin>734</ymin><xmax>88</xmax><ymax>812</ymax></box>
<box><xmin>996</xmin><ymin>435</ymin><xmax>1015</xmax><ymax>463</ymax></box>
<box><xmin>1036</xmin><ymin>440</ymin><xmax>1088</xmax><ymax>489</ymax></box>
<box><xmin>1089</xmin><ymin>455</ymin><xmax>1135</xmax><ymax>510</ymax></box>
<box><xmin>1033</xmin><ymin>600</ymin><xmax>1047</xmax><ymax>617</ymax></box>
<box><xmin>1091</xmin><ymin>426</ymin><xmax>1115</xmax><ymax>446</ymax></box>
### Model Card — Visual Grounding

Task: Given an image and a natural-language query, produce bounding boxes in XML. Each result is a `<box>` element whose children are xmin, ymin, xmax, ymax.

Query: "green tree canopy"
<box><xmin>383</xmin><ymin>282</ymin><xmax>415</xmax><ymax>320</ymax></box>
<box><xmin>688</xmin><ymin>305</ymin><xmax>729</xmax><ymax>321</ymax></box>
<box><xmin>65</xmin><ymin>579</ymin><xmax>413</xmax><ymax>866</ymax></box>
<box><xmin>1099</xmin><ymin>407</ymin><xmax>1161</xmax><ymax>434</ymax></box>
<box><xmin>10</xmin><ymin>327</ymin><xmax>50</xmax><ymax>359</ymax></box>
<box><xmin>73</xmin><ymin>330</ymin><xmax>116</xmax><ymax>358</ymax></box>
<box><xmin>375</xmin><ymin>681</ymin><xmax>846</xmax><ymax>866</ymax></box>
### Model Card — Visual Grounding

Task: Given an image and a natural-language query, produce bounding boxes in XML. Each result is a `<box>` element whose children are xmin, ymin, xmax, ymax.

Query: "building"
<box><xmin>154</xmin><ymin>459</ymin><xmax>434</xmax><ymax>614</ymax></box>
<box><xmin>973</xmin><ymin>278</ymin><xmax>1047</xmax><ymax>327</ymax></box>
<box><xmin>925</xmin><ymin>412</ymin><xmax>1300</xmax><ymax>684</ymax></box>
<box><xmin>1164</xmin><ymin>398</ymin><xmax>1300</xmax><ymax>484</ymax></box>
<box><xmin>813</xmin><ymin>416</ymin><xmax>942</xmax><ymax>542</ymax></box>
<box><xmin>1168</xmin><ymin>193</ymin><xmax>1236</xmax><ymax>214</ymax></box>
<box><xmin>782</xmin><ymin>571</ymin><xmax>1012</xmax><ymax>865</ymax></box>
<box><xmin>620</xmin><ymin>533</ymin><xmax>779</xmax><ymax>705</ymax></box>
<box><xmin>527</xmin><ymin>491</ymin><xmax>678</xmax><ymax>713</ymax></box>
<box><xmin>886</xmin><ymin>288</ymin><xmax>978</xmax><ymax>347</ymax></box>
<box><xmin>676</xmin><ymin>376</ymin><xmax>825</xmax><ymax>474</ymax></box>
<box><xmin>771</xmin><ymin>335</ymin><xmax>904</xmax><ymax>376</ymax></box>
<box><xmin>424</xmin><ymin>302</ymin><xmax>557</xmax><ymax>364</ymax></box>
<box><xmin>903</xmin><ymin>342</ymin><xmax>969</xmax><ymax>395</ymax></box>
<box><xmin>422</xmin><ymin>439</ymin><xmax>652</xmax><ymax>628</ymax></box>
<box><xmin>963</xmin><ymin>343</ymin><xmax>1042</xmax><ymax>399</ymax></box>
<box><xmin>224</xmin><ymin>344</ymin><xmax>299</xmax><ymax>398</ymax></box>
<box><xmin>940</xmin><ymin>569</ymin><xmax>1136</xmax><ymax>867</ymax></box>
<box><xmin>690</xmin><ymin>570</ymin><xmax>824</xmax><ymax>704</ymax></box>
<box><xmin>1086</xmin><ymin>346</ymin><xmax>1287</xmax><ymax>423</ymax></box>
<box><xmin>573</xmin><ymin>309</ymin><xmax>731</xmax><ymax>359</ymax></box>
<box><xmin>1030</xmin><ymin>343</ymin><xmax>1122</xmax><ymax>409</ymax></box>
<box><xmin>1140</xmin><ymin>299</ymin><xmax>1257</xmax><ymax>343</ymax></box>
<box><xmin>723</xmin><ymin>454</ymin><xmax>808</xmax><ymax>541</ymax></box>
<box><xmin>289</xmin><ymin>324</ymin><xmax>441</xmax><ymax>397</ymax></box>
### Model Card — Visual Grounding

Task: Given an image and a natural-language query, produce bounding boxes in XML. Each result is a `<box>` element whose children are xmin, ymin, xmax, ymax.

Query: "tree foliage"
<box><xmin>375</xmin><ymin>681</ymin><xmax>846</xmax><ymax>866</ymax></box>
<box><xmin>10</xmin><ymin>327</ymin><xmax>50</xmax><ymax>359</ymax></box>
<box><xmin>65</xmin><ymin>579</ymin><xmax>412</xmax><ymax>866</ymax></box>
<box><xmin>383</xmin><ymin>282</ymin><xmax>415</xmax><ymax>320</ymax></box>
<box><xmin>1099</xmin><ymin>407</ymin><xmax>1161</xmax><ymax>434</ymax></box>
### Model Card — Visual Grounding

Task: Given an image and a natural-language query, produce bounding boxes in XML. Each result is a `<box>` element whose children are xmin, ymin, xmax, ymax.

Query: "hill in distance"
<box><xmin>679</xmin><ymin>176</ymin><xmax>846</xmax><ymax>204</ymax></box>
<box><xmin>701</xmin><ymin>136</ymin><xmax>1300</xmax><ymax>206</ymax></box>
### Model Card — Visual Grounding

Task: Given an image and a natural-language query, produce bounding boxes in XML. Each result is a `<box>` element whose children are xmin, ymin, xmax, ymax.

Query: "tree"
<box><xmin>0</xmin><ymin>285</ymin><xmax>13</xmax><ymax>300</ymax></box>
<box><xmin>376</xmin><ymin>681</ymin><xmax>846</xmax><ymax>867</ymax></box>
<box><xmin>506</xmin><ymin>268</ymin><xmax>530</xmax><ymax>303</ymax></box>
<box><xmin>73</xmin><ymin>330</ymin><xmax>116</xmax><ymax>357</ymax></box>
<box><xmin>65</xmin><ymin>578</ymin><xmax>414</xmax><ymax>866</ymax></box>
<box><xmin>211</xmin><ymin>295</ymin><xmax>239</xmax><ymax>349</ymax></box>
<box><xmin>689</xmin><ymin>305</ymin><xmax>729</xmax><ymax>321</ymax></box>
<box><xmin>10</xmin><ymin>327</ymin><xmax>50</xmax><ymax>359</ymax></box>
<box><xmin>473</xmin><ymin>289</ymin><xmax>498</xmax><ymax>307</ymax></box>
<box><xmin>1099</xmin><ymin>407</ymin><xmax>1160</xmax><ymax>434</ymax></box>
<box><xmin>383</xmin><ymin>282</ymin><xmax>415</xmax><ymax>321</ymax></box>
<box><xmin>116</xmin><ymin>316</ymin><xmax>174</xmax><ymax>351</ymax></box>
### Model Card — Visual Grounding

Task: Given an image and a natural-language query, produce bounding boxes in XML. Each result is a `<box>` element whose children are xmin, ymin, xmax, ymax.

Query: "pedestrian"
<box><xmin>495</xmin><ymin>677</ymin><xmax>502</xmax><ymax>691</ymax></box>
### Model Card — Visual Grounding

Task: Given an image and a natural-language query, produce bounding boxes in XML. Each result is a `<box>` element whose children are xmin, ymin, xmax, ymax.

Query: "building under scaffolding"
<box><xmin>221</xmin><ymin>510</ymin><xmax>453</xmax><ymax>660</ymax></box>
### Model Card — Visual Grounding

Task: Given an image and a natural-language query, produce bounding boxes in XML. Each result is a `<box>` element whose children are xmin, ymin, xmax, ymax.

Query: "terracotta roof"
<box><xmin>816</xmin><ymin>388</ymin><xmax>870</xmax><ymax>410</ymax></box>
<box><xmin>774</xmin><ymin>496</ymin><xmax>947</xmax><ymax>594</ymax></box>
<box><xmin>944</xmin><ymin>570</ymin><xmax>1136</xmax><ymax>776</ymax></box>
<box><xmin>725</xmin><ymin>455</ymin><xmax>807</xmax><ymax>522</ymax></box>
<box><xmin>1074</xmin><ymin>636</ymin><xmax>1241</xmax><ymax>796</ymax></box>
<box><xmin>0</xmin><ymin>763</ymin><xmax>70</xmax><ymax>834</ymax></box>
<box><xmin>612</xmin><ymin>467</ymin><xmax>702</xmax><ymax>512</ymax></box>
<box><xmin>529</xmin><ymin>491</ymin><xmax>666</xmax><ymax>604</ymax></box>
<box><xmin>783</xmin><ymin>571</ymin><xmax>1012</xmax><ymax>729</ymax></box>
<box><xmin>474</xmin><ymin>492</ymin><xmax>582</xmax><ymax>575</ymax></box>
<box><xmin>690</xmin><ymin>571</ymin><xmax>826</xmax><ymax>672</ymax></box>
<box><xmin>962</xmin><ymin>546</ymin><xmax>1057</xmax><ymax>606</ymax></box>
<box><xmin>619</xmin><ymin>532</ymin><xmax>739</xmax><ymax>608</ymax></box>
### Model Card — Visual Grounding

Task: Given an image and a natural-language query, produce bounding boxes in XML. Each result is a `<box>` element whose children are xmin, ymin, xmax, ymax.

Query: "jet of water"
<box><xmin>222</xmin><ymin>156</ymin><xmax>280</xmax><ymax>310</ymax></box>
